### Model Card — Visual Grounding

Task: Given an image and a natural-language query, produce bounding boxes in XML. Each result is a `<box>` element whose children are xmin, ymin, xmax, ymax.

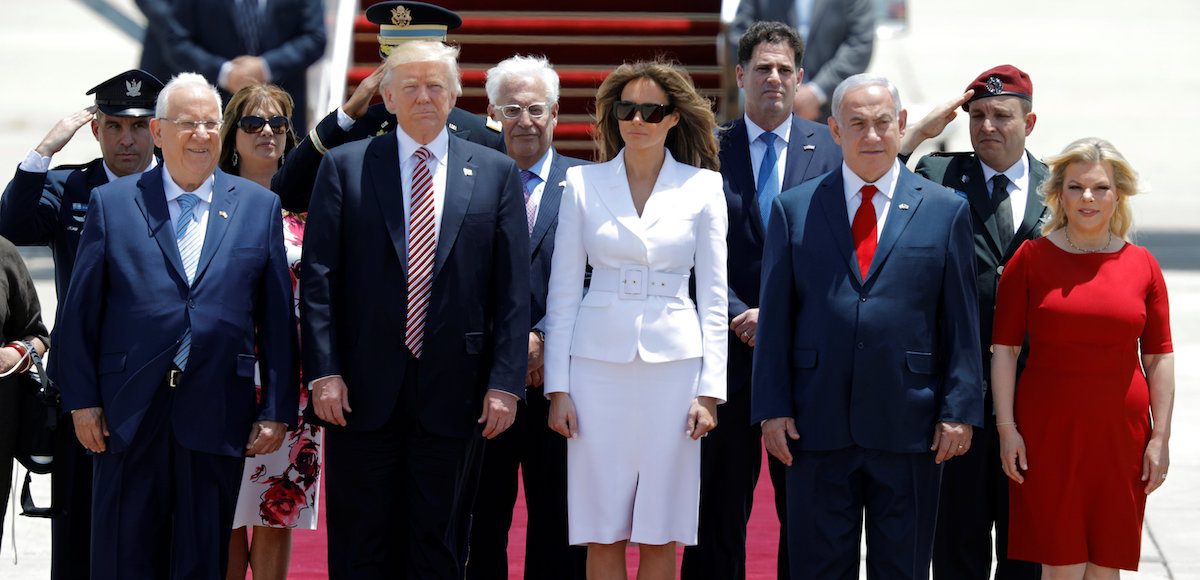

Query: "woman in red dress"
<box><xmin>991</xmin><ymin>137</ymin><xmax>1175</xmax><ymax>579</ymax></box>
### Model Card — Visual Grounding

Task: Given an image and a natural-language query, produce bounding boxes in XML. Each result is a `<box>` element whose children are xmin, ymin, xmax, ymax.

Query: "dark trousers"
<box><xmin>325</xmin><ymin>355</ymin><xmax>486</xmax><ymax>580</ymax></box>
<box><xmin>0</xmin><ymin>375</ymin><xmax>17</xmax><ymax>545</ymax></box>
<box><xmin>933</xmin><ymin>408</ymin><xmax>1040</xmax><ymax>580</ymax></box>
<box><xmin>51</xmin><ymin>417</ymin><xmax>92</xmax><ymax>580</ymax></box>
<box><xmin>681</xmin><ymin>383</ymin><xmax>789</xmax><ymax>580</ymax></box>
<box><xmin>787</xmin><ymin>446</ymin><xmax>942</xmax><ymax>580</ymax></box>
<box><xmin>466</xmin><ymin>389</ymin><xmax>586</xmax><ymax>580</ymax></box>
<box><xmin>90</xmin><ymin>385</ymin><xmax>245</xmax><ymax>580</ymax></box>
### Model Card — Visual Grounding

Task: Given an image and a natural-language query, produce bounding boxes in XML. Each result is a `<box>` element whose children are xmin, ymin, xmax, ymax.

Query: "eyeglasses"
<box><xmin>497</xmin><ymin>103</ymin><xmax>550</xmax><ymax>119</ymax></box>
<box><xmin>161</xmin><ymin>118</ymin><xmax>222</xmax><ymax>132</ymax></box>
<box><xmin>238</xmin><ymin>115</ymin><xmax>291</xmax><ymax>135</ymax></box>
<box><xmin>612</xmin><ymin>101</ymin><xmax>675</xmax><ymax>123</ymax></box>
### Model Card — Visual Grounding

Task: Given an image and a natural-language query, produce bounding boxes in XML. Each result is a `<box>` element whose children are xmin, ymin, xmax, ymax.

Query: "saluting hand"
<box><xmin>343</xmin><ymin>64</ymin><xmax>388</xmax><ymax>120</ymax></box>
<box><xmin>35</xmin><ymin>106</ymin><xmax>97</xmax><ymax>158</ymax></box>
<box><xmin>899</xmin><ymin>89</ymin><xmax>975</xmax><ymax>156</ymax></box>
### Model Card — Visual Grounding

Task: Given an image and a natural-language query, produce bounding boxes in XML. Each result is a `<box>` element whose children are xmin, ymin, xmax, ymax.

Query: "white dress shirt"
<box><xmin>162</xmin><ymin>164</ymin><xmax>214</xmax><ymax>249</ymax></box>
<box><xmin>841</xmin><ymin>160</ymin><xmax>899</xmax><ymax>241</ymax></box>
<box><xmin>396</xmin><ymin>127</ymin><xmax>450</xmax><ymax>245</ymax></box>
<box><xmin>979</xmin><ymin>154</ymin><xmax>1029</xmax><ymax>234</ymax></box>
<box><xmin>744</xmin><ymin>113</ymin><xmax>792</xmax><ymax>195</ymax></box>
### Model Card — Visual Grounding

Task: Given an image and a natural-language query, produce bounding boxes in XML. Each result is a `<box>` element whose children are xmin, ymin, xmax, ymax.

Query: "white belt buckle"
<box><xmin>618</xmin><ymin>265</ymin><xmax>649</xmax><ymax>300</ymax></box>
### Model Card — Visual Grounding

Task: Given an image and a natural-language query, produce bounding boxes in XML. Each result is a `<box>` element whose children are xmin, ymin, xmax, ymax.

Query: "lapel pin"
<box><xmin>961</xmin><ymin>174</ymin><xmax>970</xmax><ymax>184</ymax></box>
<box><xmin>898</xmin><ymin>203</ymin><xmax>910</xmax><ymax>210</ymax></box>
<box><xmin>803</xmin><ymin>145</ymin><xmax>815</xmax><ymax>151</ymax></box>
<box><xmin>558</xmin><ymin>180</ymin><xmax>567</xmax><ymax>187</ymax></box>
<box><xmin>218</xmin><ymin>210</ymin><xmax>229</xmax><ymax>219</ymax></box>
<box><xmin>448</xmin><ymin>122</ymin><xmax>459</xmax><ymax>131</ymax></box>
<box><xmin>463</xmin><ymin>167</ymin><xmax>473</xmax><ymax>176</ymax></box>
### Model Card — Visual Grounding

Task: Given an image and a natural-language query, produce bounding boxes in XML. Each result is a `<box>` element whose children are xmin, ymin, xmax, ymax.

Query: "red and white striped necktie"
<box><xmin>404</xmin><ymin>147</ymin><xmax>437</xmax><ymax>358</ymax></box>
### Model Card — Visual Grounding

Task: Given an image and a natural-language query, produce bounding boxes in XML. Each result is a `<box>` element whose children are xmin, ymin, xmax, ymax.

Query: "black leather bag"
<box><xmin>14</xmin><ymin>349</ymin><xmax>58</xmax><ymax>517</ymax></box>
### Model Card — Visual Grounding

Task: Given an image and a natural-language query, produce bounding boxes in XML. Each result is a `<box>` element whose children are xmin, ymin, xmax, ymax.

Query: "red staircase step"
<box><xmin>355</xmin><ymin>14</ymin><xmax>720</xmax><ymax>36</ymax></box>
<box><xmin>345</xmin><ymin>66</ymin><xmax>722</xmax><ymax>90</ymax></box>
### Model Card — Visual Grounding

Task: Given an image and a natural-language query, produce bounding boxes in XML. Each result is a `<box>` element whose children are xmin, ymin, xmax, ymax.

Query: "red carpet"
<box><xmin>287</xmin><ymin>449</ymin><xmax>781</xmax><ymax>578</ymax></box>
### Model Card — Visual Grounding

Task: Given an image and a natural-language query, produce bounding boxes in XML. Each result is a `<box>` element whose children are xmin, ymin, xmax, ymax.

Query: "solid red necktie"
<box><xmin>404</xmin><ymin>147</ymin><xmax>436</xmax><ymax>358</ymax></box>
<box><xmin>851</xmin><ymin>184</ymin><xmax>879</xmax><ymax>279</ymax></box>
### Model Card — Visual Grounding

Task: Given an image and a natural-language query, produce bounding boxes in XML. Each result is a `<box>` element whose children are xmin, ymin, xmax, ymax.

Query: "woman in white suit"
<box><xmin>544</xmin><ymin>61</ymin><xmax>728</xmax><ymax>579</ymax></box>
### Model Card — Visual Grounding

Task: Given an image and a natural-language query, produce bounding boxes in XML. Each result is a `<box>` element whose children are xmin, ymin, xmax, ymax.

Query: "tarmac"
<box><xmin>0</xmin><ymin>0</ymin><xmax>1197</xmax><ymax>577</ymax></box>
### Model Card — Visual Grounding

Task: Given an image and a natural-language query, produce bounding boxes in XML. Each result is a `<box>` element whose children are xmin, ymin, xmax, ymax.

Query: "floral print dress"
<box><xmin>232</xmin><ymin>211</ymin><xmax>322</xmax><ymax>529</ymax></box>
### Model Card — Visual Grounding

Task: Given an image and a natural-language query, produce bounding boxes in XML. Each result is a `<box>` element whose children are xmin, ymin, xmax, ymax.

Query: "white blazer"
<box><xmin>544</xmin><ymin>149</ymin><xmax>729</xmax><ymax>401</ymax></box>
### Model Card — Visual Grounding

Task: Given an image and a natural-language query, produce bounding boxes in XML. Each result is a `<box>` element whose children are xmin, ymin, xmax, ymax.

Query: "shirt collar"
<box><xmin>979</xmin><ymin>153</ymin><xmax>1029</xmax><ymax>189</ymax></box>
<box><xmin>744</xmin><ymin>113</ymin><xmax>793</xmax><ymax>146</ymax></box>
<box><xmin>842</xmin><ymin>159</ymin><xmax>899</xmax><ymax>204</ymax></box>
<box><xmin>102</xmin><ymin>155</ymin><xmax>158</xmax><ymax>183</ymax></box>
<box><xmin>397</xmin><ymin>126</ymin><xmax>450</xmax><ymax>167</ymax></box>
<box><xmin>161</xmin><ymin>163</ymin><xmax>214</xmax><ymax>204</ymax></box>
<box><xmin>525</xmin><ymin>148</ymin><xmax>554</xmax><ymax>183</ymax></box>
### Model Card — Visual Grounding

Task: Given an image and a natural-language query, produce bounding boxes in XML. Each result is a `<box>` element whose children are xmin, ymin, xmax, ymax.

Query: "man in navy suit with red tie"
<box><xmin>301</xmin><ymin>40</ymin><xmax>529</xmax><ymax>579</ymax></box>
<box><xmin>753</xmin><ymin>74</ymin><xmax>983</xmax><ymax>579</ymax></box>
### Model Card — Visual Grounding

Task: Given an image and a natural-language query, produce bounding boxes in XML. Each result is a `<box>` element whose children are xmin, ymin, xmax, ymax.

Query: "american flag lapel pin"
<box><xmin>803</xmin><ymin>145</ymin><xmax>815</xmax><ymax>151</ymax></box>
<box><xmin>463</xmin><ymin>167</ymin><xmax>473</xmax><ymax>176</ymax></box>
<box><xmin>218</xmin><ymin>210</ymin><xmax>229</xmax><ymax>219</ymax></box>
<box><xmin>898</xmin><ymin>203</ymin><xmax>910</xmax><ymax>211</ymax></box>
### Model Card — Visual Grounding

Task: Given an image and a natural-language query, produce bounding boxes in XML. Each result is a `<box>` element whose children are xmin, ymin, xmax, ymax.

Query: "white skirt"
<box><xmin>567</xmin><ymin>355</ymin><xmax>702</xmax><ymax>546</ymax></box>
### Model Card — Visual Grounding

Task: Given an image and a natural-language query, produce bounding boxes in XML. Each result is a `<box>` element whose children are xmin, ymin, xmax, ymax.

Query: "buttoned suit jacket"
<box><xmin>300</xmin><ymin>132</ymin><xmax>530</xmax><ymax>436</ymax></box>
<box><xmin>543</xmin><ymin>150</ymin><xmax>729</xmax><ymax>401</ymax></box>
<box><xmin>55</xmin><ymin>167</ymin><xmax>297</xmax><ymax>457</ymax></box>
<box><xmin>751</xmin><ymin>164</ymin><xmax>983</xmax><ymax>452</ymax></box>
<box><xmin>718</xmin><ymin>116</ymin><xmax>841</xmax><ymax>399</ymax></box>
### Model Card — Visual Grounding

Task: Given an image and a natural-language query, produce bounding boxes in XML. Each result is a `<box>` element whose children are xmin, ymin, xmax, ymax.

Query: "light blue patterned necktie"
<box><xmin>173</xmin><ymin>193</ymin><xmax>201</xmax><ymax>370</ymax></box>
<box><xmin>757</xmin><ymin>132</ymin><xmax>781</xmax><ymax>230</ymax></box>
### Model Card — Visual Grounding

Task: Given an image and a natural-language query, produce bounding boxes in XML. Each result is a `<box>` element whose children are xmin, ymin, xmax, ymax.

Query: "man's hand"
<box><xmin>730</xmin><ymin>308</ymin><xmax>759</xmax><ymax>347</ymax></box>
<box><xmin>227</xmin><ymin>56</ymin><xmax>269</xmax><ymax>93</ymax></box>
<box><xmin>526</xmin><ymin>331</ymin><xmax>545</xmax><ymax>386</ymax></box>
<box><xmin>931</xmin><ymin>421</ymin><xmax>972</xmax><ymax>464</ymax></box>
<box><xmin>343</xmin><ymin>64</ymin><xmax>388</xmax><ymax>120</ymax></box>
<box><xmin>687</xmin><ymin>396</ymin><xmax>718</xmax><ymax>440</ymax></box>
<box><xmin>899</xmin><ymin>89</ymin><xmax>975</xmax><ymax>156</ymax></box>
<box><xmin>246</xmin><ymin>420</ymin><xmax>287</xmax><ymax>455</ymax></box>
<box><xmin>547</xmin><ymin>392</ymin><xmax>578</xmax><ymax>439</ymax></box>
<box><xmin>762</xmin><ymin>417</ymin><xmax>799</xmax><ymax>465</ymax></box>
<box><xmin>792</xmin><ymin>85</ymin><xmax>822</xmax><ymax>120</ymax></box>
<box><xmin>313</xmin><ymin>376</ymin><xmax>352</xmax><ymax>426</ymax></box>
<box><xmin>479</xmin><ymin>391</ymin><xmax>518</xmax><ymax>439</ymax></box>
<box><xmin>35</xmin><ymin>106</ymin><xmax>97</xmax><ymax>158</ymax></box>
<box><xmin>72</xmin><ymin>407</ymin><xmax>109</xmax><ymax>453</ymax></box>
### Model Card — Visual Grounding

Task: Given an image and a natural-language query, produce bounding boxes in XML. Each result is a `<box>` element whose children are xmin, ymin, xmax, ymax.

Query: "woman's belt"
<box><xmin>589</xmin><ymin>266</ymin><xmax>690</xmax><ymax>300</ymax></box>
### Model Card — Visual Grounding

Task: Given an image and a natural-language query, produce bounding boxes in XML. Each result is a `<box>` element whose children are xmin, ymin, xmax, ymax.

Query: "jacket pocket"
<box><xmin>905</xmin><ymin>351</ymin><xmax>937</xmax><ymax>375</ymax></box>
<box><xmin>236</xmin><ymin>354</ymin><xmax>256</xmax><ymax>378</ymax></box>
<box><xmin>791</xmin><ymin>348</ymin><xmax>817</xmax><ymax>369</ymax></box>
<box><xmin>464</xmin><ymin>332</ymin><xmax>484</xmax><ymax>355</ymax></box>
<box><xmin>99</xmin><ymin>352</ymin><xmax>126</xmax><ymax>375</ymax></box>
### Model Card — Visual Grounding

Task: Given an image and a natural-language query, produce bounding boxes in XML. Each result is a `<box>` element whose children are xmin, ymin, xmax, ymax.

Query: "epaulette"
<box><xmin>485</xmin><ymin>116</ymin><xmax>502</xmax><ymax>133</ymax></box>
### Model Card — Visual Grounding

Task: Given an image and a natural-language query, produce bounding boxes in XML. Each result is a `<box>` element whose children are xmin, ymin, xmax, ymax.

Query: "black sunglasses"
<box><xmin>612</xmin><ymin>101</ymin><xmax>675</xmax><ymax>123</ymax></box>
<box><xmin>238</xmin><ymin>115</ymin><xmax>290</xmax><ymax>135</ymax></box>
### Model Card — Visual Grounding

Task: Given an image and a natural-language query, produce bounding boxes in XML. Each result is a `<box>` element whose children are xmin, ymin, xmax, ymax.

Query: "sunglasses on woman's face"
<box><xmin>612</xmin><ymin>101</ymin><xmax>675</xmax><ymax>123</ymax></box>
<box><xmin>238</xmin><ymin>115</ymin><xmax>290</xmax><ymax>135</ymax></box>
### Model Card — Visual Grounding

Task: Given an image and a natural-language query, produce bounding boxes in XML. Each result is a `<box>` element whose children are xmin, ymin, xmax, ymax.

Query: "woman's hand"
<box><xmin>0</xmin><ymin>346</ymin><xmax>22</xmax><ymax>374</ymax></box>
<box><xmin>687</xmin><ymin>396</ymin><xmax>718</xmax><ymax>440</ymax></box>
<box><xmin>548</xmin><ymin>392</ymin><xmax>578</xmax><ymax>439</ymax></box>
<box><xmin>997</xmin><ymin>424</ymin><xmax>1028</xmax><ymax>484</ymax></box>
<box><xmin>1142</xmin><ymin>436</ymin><xmax>1170</xmax><ymax>494</ymax></box>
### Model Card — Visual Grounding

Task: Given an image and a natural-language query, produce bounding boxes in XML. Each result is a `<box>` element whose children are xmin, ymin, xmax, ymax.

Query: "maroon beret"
<box><xmin>963</xmin><ymin>65</ymin><xmax>1032</xmax><ymax>111</ymax></box>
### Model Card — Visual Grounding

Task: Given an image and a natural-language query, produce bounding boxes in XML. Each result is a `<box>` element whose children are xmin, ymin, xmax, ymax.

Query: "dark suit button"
<box><xmin>856</xmin><ymin>342</ymin><xmax>864</xmax><ymax>350</ymax></box>
<box><xmin>859</xmin><ymin>295</ymin><xmax>868</xmax><ymax>302</ymax></box>
<box><xmin>997</xmin><ymin>265</ymin><xmax>1005</xmax><ymax>275</ymax></box>
<box><xmin>187</xmin><ymin>300</ymin><xmax>195</xmax><ymax>309</ymax></box>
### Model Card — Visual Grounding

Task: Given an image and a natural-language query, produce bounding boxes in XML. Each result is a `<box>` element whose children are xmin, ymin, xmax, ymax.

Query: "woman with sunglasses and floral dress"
<box><xmin>216</xmin><ymin>84</ymin><xmax>321</xmax><ymax>580</ymax></box>
<box><xmin>544</xmin><ymin>60</ymin><xmax>727</xmax><ymax>579</ymax></box>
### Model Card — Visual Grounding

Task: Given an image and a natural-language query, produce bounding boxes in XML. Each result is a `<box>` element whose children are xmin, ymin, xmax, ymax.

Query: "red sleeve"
<box><xmin>1140</xmin><ymin>247</ymin><xmax>1173</xmax><ymax>354</ymax></box>
<box><xmin>992</xmin><ymin>239</ymin><xmax>1032</xmax><ymax>346</ymax></box>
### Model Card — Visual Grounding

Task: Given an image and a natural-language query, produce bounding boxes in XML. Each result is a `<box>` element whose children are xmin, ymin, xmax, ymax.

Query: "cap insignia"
<box><xmin>125</xmin><ymin>79</ymin><xmax>142</xmax><ymax>97</ymax></box>
<box><xmin>985</xmin><ymin>76</ymin><xmax>1004</xmax><ymax>95</ymax></box>
<box><xmin>391</xmin><ymin>6</ymin><xmax>413</xmax><ymax>26</ymax></box>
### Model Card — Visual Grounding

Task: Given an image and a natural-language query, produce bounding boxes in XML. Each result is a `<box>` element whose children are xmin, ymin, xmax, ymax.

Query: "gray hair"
<box><xmin>485</xmin><ymin>55</ymin><xmax>560</xmax><ymax>105</ymax></box>
<box><xmin>381</xmin><ymin>40</ymin><xmax>462</xmax><ymax>96</ymax></box>
<box><xmin>155</xmin><ymin>72</ymin><xmax>222</xmax><ymax>119</ymax></box>
<box><xmin>831</xmin><ymin>74</ymin><xmax>902</xmax><ymax>125</ymax></box>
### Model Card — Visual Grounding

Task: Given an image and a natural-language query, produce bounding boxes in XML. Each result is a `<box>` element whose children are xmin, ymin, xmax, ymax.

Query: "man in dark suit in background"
<box><xmin>55</xmin><ymin>73</ymin><xmax>297</xmax><ymax>578</ymax></box>
<box><xmin>903</xmin><ymin>64</ymin><xmax>1046</xmax><ymax>580</ymax></box>
<box><xmin>300</xmin><ymin>40</ymin><xmax>529</xmax><ymax>579</ymax></box>
<box><xmin>134</xmin><ymin>0</ymin><xmax>326</xmax><ymax>130</ymax></box>
<box><xmin>466</xmin><ymin>54</ymin><xmax>588</xmax><ymax>580</ymax></box>
<box><xmin>0</xmin><ymin>69</ymin><xmax>163</xmax><ymax>580</ymax></box>
<box><xmin>270</xmin><ymin>1</ymin><xmax>503</xmax><ymax>213</ymax></box>
<box><xmin>753</xmin><ymin>74</ymin><xmax>982</xmax><ymax>579</ymax></box>
<box><xmin>681</xmin><ymin>21</ymin><xmax>840</xmax><ymax>580</ymax></box>
<box><xmin>731</xmin><ymin>0</ymin><xmax>876</xmax><ymax>121</ymax></box>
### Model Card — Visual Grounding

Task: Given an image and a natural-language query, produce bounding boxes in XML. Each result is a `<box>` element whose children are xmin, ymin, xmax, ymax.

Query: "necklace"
<box><xmin>1064</xmin><ymin>228</ymin><xmax>1113</xmax><ymax>253</ymax></box>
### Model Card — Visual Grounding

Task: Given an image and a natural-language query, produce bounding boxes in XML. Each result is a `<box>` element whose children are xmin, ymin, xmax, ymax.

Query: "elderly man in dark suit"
<box><xmin>300</xmin><ymin>40</ymin><xmax>529</xmax><ymax>579</ymax></box>
<box><xmin>0</xmin><ymin>69</ymin><xmax>163</xmax><ymax>580</ymax></box>
<box><xmin>753</xmin><ymin>74</ymin><xmax>983</xmax><ymax>580</ymax></box>
<box><xmin>55</xmin><ymin>73</ymin><xmax>297</xmax><ymax>579</ymax></box>
<box><xmin>681</xmin><ymin>21</ymin><xmax>840</xmax><ymax>580</ymax></box>
<box><xmin>466</xmin><ymin>54</ymin><xmax>588</xmax><ymax>580</ymax></box>
<box><xmin>731</xmin><ymin>0</ymin><xmax>876</xmax><ymax>121</ymax></box>
<box><xmin>901</xmin><ymin>64</ymin><xmax>1047</xmax><ymax>580</ymax></box>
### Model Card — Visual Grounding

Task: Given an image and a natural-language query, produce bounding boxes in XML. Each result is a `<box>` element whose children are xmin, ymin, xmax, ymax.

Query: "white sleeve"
<box><xmin>542</xmin><ymin>166</ymin><xmax>588</xmax><ymax>396</ymax></box>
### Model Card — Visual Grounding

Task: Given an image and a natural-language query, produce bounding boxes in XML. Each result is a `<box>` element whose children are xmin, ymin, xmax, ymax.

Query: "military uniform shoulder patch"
<box><xmin>485</xmin><ymin>117</ymin><xmax>502</xmax><ymax>133</ymax></box>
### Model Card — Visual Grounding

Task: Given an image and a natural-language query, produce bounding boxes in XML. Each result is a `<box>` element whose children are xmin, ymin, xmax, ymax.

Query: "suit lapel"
<box><xmin>781</xmin><ymin>117</ymin><xmax>817</xmax><ymax>191</ymax></box>
<box><xmin>595</xmin><ymin>150</ymin><xmax>646</xmax><ymax>244</ymax></box>
<box><xmin>960</xmin><ymin>156</ymin><xmax>1004</xmax><ymax>253</ymax></box>
<box><xmin>434</xmin><ymin>136</ymin><xmax>474</xmax><ymax>281</ymax></box>
<box><xmin>530</xmin><ymin>150</ymin><xmax>567</xmax><ymax>253</ymax></box>
<box><xmin>192</xmin><ymin>171</ymin><xmax>239</xmax><ymax>285</ymax></box>
<box><xmin>723</xmin><ymin>121</ymin><xmax>763</xmax><ymax>242</ymax></box>
<box><xmin>368</xmin><ymin>135</ymin><xmax>409</xmax><ymax>272</ymax></box>
<box><xmin>132</xmin><ymin>166</ymin><xmax>187</xmax><ymax>283</ymax></box>
<box><xmin>638</xmin><ymin>151</ymin><xmax>680</xmax><ymax>230</ymax></box>
<box><xmin>814</xmin><ymin>171</ymin><xmax>860</xmax><ymax>283</ymax></box>
<box><xmin>1011</xmin><ymin>152</ymin><xmax>1048</xmax><ymax>253</ymax></box>
<box><xmin>869</xmin><ymin>168</ymin><xmax>924</xmax><ymax>281</ymax></box>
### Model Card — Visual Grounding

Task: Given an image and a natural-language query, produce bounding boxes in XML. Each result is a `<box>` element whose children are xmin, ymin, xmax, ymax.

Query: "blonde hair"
<box><xmin>593</xmin><ymin>60</ymin><xmax>719</xmax><ymax>171</ymax></box>
<box><xmin>382</xmin><ymin>40</ymin><xmax>462</xmax><ymax>96</ymax></box>
<box><xmin>1039</xmin><ymin>137</ymin><xmax>1140</xmax><ymax>240</ymax></box>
